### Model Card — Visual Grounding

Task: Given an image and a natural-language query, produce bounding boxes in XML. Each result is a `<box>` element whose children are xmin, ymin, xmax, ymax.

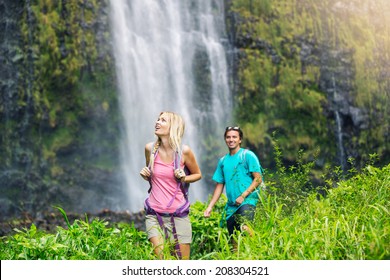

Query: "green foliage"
<box><xmin>13</xmin><ymin>0</ymin><xmax>119</xmax><ymax>174</ymax></box>
<box><xmin>1</xmin><ymin>158</ymin><xmax>388</xmax><ymax>260</ymax></box>
<box><xmin>190</xmin><ymin>197</ymin><xmax>231</xmax><ymax>259</ymax></box>
<box><xmin>203</xmin><ymin>163</ymin><xmax>389</xmax><ymax>260</ymax></box>
<box><xmin>265</xmin><ymin>136</ymin><xmax>318</xmax><ymax>212</ymax></box>
<box><xmin>229</xmin><ymin>0</ymin><xmax>390</xmax><ymax>170</ymax></box>
<box><xmin>0</xmin><ymin>210</ymin><xmax>151</xmax><ymax>260</ymax></box>
<box><xmin>1</xmin><ymin>0</ymin><xmax>389</xmax><ymax>260</ymax></box>
<box><xmin>52</xmin><ymin>206</ymin><xmax>72</xmax><ymax>228</ymax></box>
<box><xmin>231</xmin><ymin>0</ymin><xmax>273</xmax><ymax>18</ymax></box>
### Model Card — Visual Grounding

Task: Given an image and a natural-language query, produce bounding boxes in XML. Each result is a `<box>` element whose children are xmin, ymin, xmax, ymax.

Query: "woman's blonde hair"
<box><xmin>149</xmin><ymin>111</ymin><xmax>185</xmax><ymax>169</ymax></box>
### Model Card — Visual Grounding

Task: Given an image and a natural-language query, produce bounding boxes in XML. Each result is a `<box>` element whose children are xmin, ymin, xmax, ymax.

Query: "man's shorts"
<box><xmin>145</xmin><ymin>214</ymin><xmax>192</xmax><ymax>244</ymax></box>
<box><xmin>226</xmin><ymin>204</ymin><xmax>256</xmax><ymax>236</ymax></box>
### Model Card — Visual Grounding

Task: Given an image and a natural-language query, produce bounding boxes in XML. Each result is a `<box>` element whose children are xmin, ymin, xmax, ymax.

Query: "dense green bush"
<box><xmin>1</xmin><ymin>159</ymin><xmax>388</xmax><ymax>260</ymax></box>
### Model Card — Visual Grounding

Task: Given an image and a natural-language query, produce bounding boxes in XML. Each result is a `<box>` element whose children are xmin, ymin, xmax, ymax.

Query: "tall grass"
<box><xmin>0</xmin><ymin>215</ymin><xmax>152</xmax><ymax>260</ymax></box>
<box><xmin>193</xmin><ymin>162</ymin><xmax>389</xmax><ymax>260</ymax></box>
<box><xmin>1</xmin><ymin>154</ymin><xmax>389</xmax><ymax>260</ymax></box>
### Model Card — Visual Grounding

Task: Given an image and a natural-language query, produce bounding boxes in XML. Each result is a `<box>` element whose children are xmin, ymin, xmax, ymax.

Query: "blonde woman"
<box><xmin>140</xmin><ymin>111</ymin><xmax>202</xmax><ymax>259</ymax></box>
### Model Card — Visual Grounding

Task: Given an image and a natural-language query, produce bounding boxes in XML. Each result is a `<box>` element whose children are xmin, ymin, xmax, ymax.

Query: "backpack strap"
<box><xmin>147</xmin><ymin>141</ymin><xmax>158</xmax><ymax>194</ymax></box>
<box><xmin>240</xmin><ymin>148</ymin><xmax>248</xmax><ymax>169</ymax></box>
<box><xmin>240</xmin><ymin>148</ymin><xmax>265</xmax><ymax>184</ymax></box>
<box><xmin>144</xmin><ymin>196</ymin><xmax>188</xmax><ymax>259</ymax></box>
<box><xmin>148</xmin><ymin>144</ymin><xmax>189</xmax><ymax>208</ymax></box>
<box><xmin>144</xmin><ymin>145</ymin><xmax>190</xmax><ymax>259</ymax></box>
<box><xmin>175</xmin><ymin>150</ymin><xmax>191</xmax><ymax>199</ymax></box>
<box><xmin>237</xmin><ymin>148</ymin><xmax>264</xmax><ymax>175</ymax></box>
<box><xmin>220</xmin><ymin>153</ymin><xmax>227</xmax><ymax>169</ymax></box>
<box><xmin>220</xmin><ymin>149</ymin><xmax>246</xmax><ymax>170</ymax></box>
<box><xmin>167</xmin><ymin>149</ymin><xmax>186</xmax><ymax>208</ymax></box>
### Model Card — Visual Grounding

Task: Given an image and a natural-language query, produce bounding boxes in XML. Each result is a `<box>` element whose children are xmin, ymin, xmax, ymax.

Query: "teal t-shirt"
<box><xmin>212</xmin><ymin>148</ymin><xmax>262</xmax><ymax>220</ymax></box>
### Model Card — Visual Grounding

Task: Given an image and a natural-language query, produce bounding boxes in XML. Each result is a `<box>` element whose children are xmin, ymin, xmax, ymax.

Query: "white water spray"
<box><xmin>332</xmin><ymin>75</ymin><xmax>346</xmax><ymax>172</ymax></box>
<box><xmin>110</xmin><ymin>0</ymin><xmax>232</xmax><ymax>212</ymax></box>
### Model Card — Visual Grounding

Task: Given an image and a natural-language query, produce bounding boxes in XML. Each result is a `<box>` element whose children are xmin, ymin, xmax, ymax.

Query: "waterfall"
<box><xmin>332</xmin><ymin>75</ymin><xmax>346</xmax><ymax>172</ymax></box>
<box><xmin>335</xmin><ymin>111</ymin><xmax>346</xmax><ymax>171</ymax></box>
<box><xmin>109</xmin><ymin>0</ymin><xmax>232</xmax><ymax>212</ymax></box>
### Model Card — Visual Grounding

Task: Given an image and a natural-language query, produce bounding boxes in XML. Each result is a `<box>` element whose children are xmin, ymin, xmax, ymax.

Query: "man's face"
<box><xmin>225</xmin><ymin>130</ymin><xmax>241</xmax><ymax>150</ymax></box>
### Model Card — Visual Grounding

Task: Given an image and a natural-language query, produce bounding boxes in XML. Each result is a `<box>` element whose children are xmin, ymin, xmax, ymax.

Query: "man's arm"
<box><xmin>204</xmin><ymin>183</ymin><xmax>224</xmax><ymax>217</ymax></box>
<box><xmin>235</xmin><ymin>172</ymin><xmax>262</xmax><ymax>205</ymax></box>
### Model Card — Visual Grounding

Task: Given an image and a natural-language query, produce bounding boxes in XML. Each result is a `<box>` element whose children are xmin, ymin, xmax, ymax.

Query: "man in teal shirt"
<box><xmin>204</xmin><ymin>126</ymin><xmax>263</xmax><ymax>242</ymax></box>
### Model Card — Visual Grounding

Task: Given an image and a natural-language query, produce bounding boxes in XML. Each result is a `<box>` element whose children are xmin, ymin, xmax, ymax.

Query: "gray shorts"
<box><xmin>145</xmin><ymin>214</ymin><xmax>192</xmax><ymax>244</ymax></box>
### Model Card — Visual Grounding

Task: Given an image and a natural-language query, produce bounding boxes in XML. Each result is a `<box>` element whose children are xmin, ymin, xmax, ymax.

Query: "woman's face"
<box><xmin>155</xmin><ymin>113</ymin><xmax>170</xmax><ymax>136</ymax></box>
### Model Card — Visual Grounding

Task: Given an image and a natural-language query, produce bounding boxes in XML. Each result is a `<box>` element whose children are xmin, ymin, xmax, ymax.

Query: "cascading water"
<box><xmin>109</xmin><ymin>0</ymin><xmax>232</xmax><ymax>212</ymax></box>
<box><xmin>332</xmin><ymin>75</ymin><xmax>347</xmax><ymax>172</ymax></box>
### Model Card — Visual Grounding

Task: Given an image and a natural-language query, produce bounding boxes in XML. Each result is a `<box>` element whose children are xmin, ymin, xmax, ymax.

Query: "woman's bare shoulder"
<box><xmin>145</xmin><ymin>142</ymin><xmax>154</xmax><ymax>152</ymax></box>
<box><xmin>182</xmin><ymin>144</ymin><xmax>190</xmax><ymax>151</ymax></box>
<box><xmin>182</xmin><ymin>144</ymin><xmax>195</xmax><ymax>156</ymax></box>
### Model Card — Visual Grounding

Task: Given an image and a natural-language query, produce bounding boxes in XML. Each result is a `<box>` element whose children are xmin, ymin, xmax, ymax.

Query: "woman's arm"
<box><xmin>180</xmin><ymin>144</ymin><xmax>202</xmax><ymax>183</ymax></box>
<box><xmin>139</xmin><ymin>142</ymin><xmax>153</xmax><ymax>181</ymax></box>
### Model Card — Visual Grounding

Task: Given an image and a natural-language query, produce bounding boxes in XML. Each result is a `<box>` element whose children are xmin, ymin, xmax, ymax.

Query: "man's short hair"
<box><xmin>224</xmin><ymin>126</ymin><xmax>243</xmax><ymax>139</ymax></box>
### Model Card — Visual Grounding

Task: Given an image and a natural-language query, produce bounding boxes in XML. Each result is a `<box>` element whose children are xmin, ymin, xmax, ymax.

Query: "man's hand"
<box><xmin>204</xmin><ymin>206</ymin><xmax>213</xmax><ymax>218</ymax></box>
<box><xmin>235</xmin><ymin>195</ymin><xmax>245</xmax><ymax>205</ymax></box>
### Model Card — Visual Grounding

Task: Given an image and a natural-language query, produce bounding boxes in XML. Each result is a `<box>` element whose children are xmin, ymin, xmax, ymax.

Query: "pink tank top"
<box><xmin>148</xmin><ymin>153</ymin><xmax>185</xmax><ymax>213</ymax></box>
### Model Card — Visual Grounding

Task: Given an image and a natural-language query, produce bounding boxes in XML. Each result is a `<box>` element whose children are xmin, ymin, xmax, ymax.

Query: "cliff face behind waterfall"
<box><xmin>0</xmin><ymin>0</ymin><xmax>126</xmax><ymax>218</ymax></box>
<box><xmin>0</xmin><ymin>0</ymin><xmax>389</xmax><ymax>219</ymax></box>
<box><xmin>226</xmin><ymin>0</ymin><xmax>389</xmax><ymax>172</ymax></box>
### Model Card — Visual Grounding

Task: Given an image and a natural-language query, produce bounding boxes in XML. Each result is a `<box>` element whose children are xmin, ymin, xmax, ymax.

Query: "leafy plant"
<box><xmin>1</xmin><ymin>162</ymin><xmax>388</xmax><ymax>260</ymax></box>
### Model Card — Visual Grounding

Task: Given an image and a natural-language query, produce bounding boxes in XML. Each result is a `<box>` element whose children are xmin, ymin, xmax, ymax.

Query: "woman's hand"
<box><xmin>174</xmin><ymin>168</ymin><xmax>186</xmax><ymax>182</ymax></box>
<box><xmin>140</xmin><ymin>167</ymin><xmax>151</xmax><ymax>181</ymax></box>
